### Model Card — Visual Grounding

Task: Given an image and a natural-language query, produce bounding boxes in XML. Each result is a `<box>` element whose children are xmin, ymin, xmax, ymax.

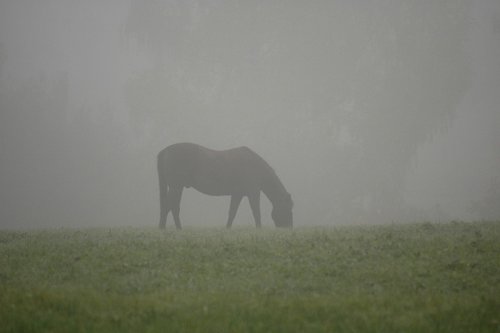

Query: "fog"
<box><xmin>1</xmin><ymin>1</ymin><xmax>499</xmax><ymax>229</ymax></box>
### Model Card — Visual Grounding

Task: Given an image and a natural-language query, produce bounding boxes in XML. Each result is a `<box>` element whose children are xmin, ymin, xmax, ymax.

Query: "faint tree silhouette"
<box><xmin>124</xmin><ymin>1</ymin><xmax>470</xmax><ymax>223</ymax></box>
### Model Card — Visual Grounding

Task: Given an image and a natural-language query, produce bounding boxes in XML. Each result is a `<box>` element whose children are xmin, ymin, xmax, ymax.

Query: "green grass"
<box><xmin>1</xmin><ymin>222</ymin><xmax>499</xmax><ymax>332</ymax></box>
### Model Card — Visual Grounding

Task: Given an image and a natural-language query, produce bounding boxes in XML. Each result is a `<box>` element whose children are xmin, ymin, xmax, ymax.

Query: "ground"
<box><xmin>0</xmin><ymin>221</ymin><xmax>499</xmax><ymax>332</ymax></box>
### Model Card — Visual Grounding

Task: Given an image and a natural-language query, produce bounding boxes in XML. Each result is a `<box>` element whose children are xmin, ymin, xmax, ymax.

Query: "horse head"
<box><xmin>271</xmin><ymin>192</ymin><xmax>293</xmax><ymax>228</ymax></box>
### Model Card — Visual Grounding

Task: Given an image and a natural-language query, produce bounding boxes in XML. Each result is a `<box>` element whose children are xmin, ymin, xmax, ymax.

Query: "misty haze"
<box><xmin>1</xmin><ymin>1</ymin><xmax>499</xmax><ymax>229</ymax></box>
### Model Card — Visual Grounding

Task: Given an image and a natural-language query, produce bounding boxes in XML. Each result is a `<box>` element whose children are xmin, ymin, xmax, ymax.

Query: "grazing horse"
<box><xmin>157</xmin><ymin>143</ymin><xmax>293</xmax><ymax>229</ymax></box>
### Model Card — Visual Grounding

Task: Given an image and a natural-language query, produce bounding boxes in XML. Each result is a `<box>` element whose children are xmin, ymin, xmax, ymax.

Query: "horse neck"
<box><xmin>261</xmin><ymin>171</ymin><xmax>288</xmax><ymax>207</ymax></box>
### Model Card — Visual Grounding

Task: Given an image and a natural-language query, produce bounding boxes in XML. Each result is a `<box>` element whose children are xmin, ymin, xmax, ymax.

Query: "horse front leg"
<box><xmin>248</xmin><ymin>191</ymin><xmax>261</xmax><ymax>228</ymax></box>
<box><xmin>226</xmin><ymin>194</ymin><xmax>243</xmax><ymax>229</ymax></box>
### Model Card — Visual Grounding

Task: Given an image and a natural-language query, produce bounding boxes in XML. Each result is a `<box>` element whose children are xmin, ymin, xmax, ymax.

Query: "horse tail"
<box><xmin>157</xmin><ymin>150</ymin><xmax>169</xmax><ymax>229</ymax></box>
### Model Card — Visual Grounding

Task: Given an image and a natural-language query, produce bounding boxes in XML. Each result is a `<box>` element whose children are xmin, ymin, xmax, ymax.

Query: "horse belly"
<box><xmin>191</xmin><ymin>177</ymin><xmax>233</xmax><ymax>196</ymax></box>
<box><xmin>191</xmin><ymin>166</ymin><xmax>248</xmax><ymax>196</ymax></box>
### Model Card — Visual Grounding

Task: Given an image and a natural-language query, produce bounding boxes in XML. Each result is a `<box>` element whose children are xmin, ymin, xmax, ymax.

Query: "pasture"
<box><xmin>0</xmin><ymin>221</ymin><xmax>499</xmax><ymax>332</ymax></box>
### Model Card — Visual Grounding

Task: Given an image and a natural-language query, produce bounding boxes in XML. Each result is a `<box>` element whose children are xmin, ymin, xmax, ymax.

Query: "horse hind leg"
<box><xmin>159</xmin><ymin>181</ymin><xmax>170</xmax><ymax>229</ymax></box>
<box><xmin>170</xmin><ymin>186</ymin><xmax>183</xmax><ymax>230</ymax></box>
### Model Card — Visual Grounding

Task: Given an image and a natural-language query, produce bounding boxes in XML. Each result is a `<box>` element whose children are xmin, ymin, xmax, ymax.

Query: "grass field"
<box><xmin>0</xmin><ymin>221</ymin><xmax>499</xmax><ymax>332</ymax></box>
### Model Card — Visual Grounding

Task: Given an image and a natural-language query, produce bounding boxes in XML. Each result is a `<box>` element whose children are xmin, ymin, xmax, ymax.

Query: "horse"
<box><xmin>157</xmin><ymin>143</ymin><xmax>293</xmax><ymax>229</ymax></box>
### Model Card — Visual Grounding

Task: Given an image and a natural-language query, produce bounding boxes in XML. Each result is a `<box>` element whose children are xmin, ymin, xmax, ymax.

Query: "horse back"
<box><xmin>158</xmin><ymin>143</ymin><xmax>271</xmax><ymax>195</ymax></box>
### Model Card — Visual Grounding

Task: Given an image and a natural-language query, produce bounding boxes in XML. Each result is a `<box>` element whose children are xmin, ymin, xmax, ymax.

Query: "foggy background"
<box><xmin>0</xmin><ymin>1</ymin><xmax>499</xmax><ymax>229</ymax></box>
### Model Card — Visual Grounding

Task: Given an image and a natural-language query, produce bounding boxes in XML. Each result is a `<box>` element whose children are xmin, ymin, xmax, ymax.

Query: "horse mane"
<box><xmin>239</xmin><ymin>146</ymin><xmax>289</xmax><ymax>202</ymax></box>
<box><xmin>239</xmin><ymin>146</ymin><xmax>277</xmax><ymax>178</ymax></box>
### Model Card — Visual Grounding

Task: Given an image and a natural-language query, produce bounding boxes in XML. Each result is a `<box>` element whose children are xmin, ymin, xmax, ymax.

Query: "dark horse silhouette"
<box><xmin>157</xmin><ymin>143</ymin><xmax>293</xmax><ymax>229</ymax></box>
